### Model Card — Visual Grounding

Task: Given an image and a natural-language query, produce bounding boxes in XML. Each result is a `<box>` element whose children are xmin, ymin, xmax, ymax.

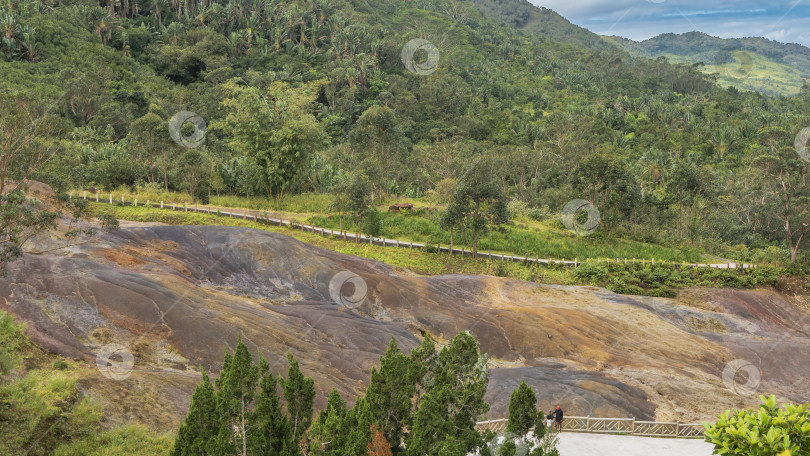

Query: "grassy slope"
<box><xmin>83</xmin><ymin>190</ymin><xmax>709</xmax><ymax>263</ymax></box>
<box><xmin>662</xmin><ymin>51</ymin><xmax>805</xmax><ymax>96</ymax></box>
<box><xmin>0</xmin><ymin>311</ymin><xmax>173</xmax><ymax>456</ymax></box>
<box><xmin>603</xmin><ymin>34</ymin><xmax>809</xmax><ymax>96</ymax></box>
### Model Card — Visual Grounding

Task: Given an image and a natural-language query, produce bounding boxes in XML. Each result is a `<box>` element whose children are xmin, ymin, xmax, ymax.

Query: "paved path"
<box><xmin>557</xmin><ymin>433</ymin><xmax>715</xmax><ymax>456</ymax></box>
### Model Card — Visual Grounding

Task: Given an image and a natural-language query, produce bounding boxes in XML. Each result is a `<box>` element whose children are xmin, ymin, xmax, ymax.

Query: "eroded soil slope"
<box><xmin>1</xmin><ymin>226</ymin><xmax>808</xmax><ymax>430</ymax></box>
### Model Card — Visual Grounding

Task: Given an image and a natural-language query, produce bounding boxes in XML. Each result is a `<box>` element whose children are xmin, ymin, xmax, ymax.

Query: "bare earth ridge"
<box><xmin>1</xmin><ymin>226</ymin><xmax>808</xmax><ymax>431</ymax></box>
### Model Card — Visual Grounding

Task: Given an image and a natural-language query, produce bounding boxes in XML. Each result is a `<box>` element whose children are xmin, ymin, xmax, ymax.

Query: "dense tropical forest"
<box><xmin>3</xmin><ymin>0</ymin><xmax>810</xmax><ymax>269</ymax></box>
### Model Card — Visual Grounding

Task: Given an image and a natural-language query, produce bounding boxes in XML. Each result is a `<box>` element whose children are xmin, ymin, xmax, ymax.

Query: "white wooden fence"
<box><xmin>475</xmin><ymin>416</ymin><xmax>706</xmax><ymax>439</ymax></box>
<box><xmin>75</xmin><ymin>191</ymin><xmax>755</xmax><ymax>271</ymax></box>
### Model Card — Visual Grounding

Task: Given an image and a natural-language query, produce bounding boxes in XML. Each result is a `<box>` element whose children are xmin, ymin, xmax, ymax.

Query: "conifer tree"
<box><xmin>406</xmin><ymin>332</ymin><xmax>489</xmax><ymax>455</ymax></box>
<box><xmin>281</xmin><ymin>352</ymin><xmax>316</xmax><ymax>446</ymax></box>
<box><xmin>365</xmin><ymin>337</ymin><xmax>416</xmax><ymax>454</ymax></box>
<box><xmin>248</xmin><ymin>357</ymin><xmax>290</xmax><ymax>456</ymax></box>
<box><xmin>342</xmin><ymin>397</ymin><xmax>375</xmax><ymax>455</ymax></box>
<box><xmin>308</xmin><ymin>388</ymin><xmax>348</xmax><ymax>455</ymax></box>
<box><xmin>171</xmin><ymin>369</ymin><xmax>219</xmax><ymax>456</ymax></box>
<box><xmin>215</xmin><ymin>336</ymin><xmax>260</xmax><ymax>456</ymax></box>
<box><xmin>506</xmin><ymin>381</ymin><xmax>537</xmax><ymax>437</ymax></box>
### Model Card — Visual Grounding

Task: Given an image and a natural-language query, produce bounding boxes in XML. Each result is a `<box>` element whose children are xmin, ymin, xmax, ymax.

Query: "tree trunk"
<box><xmin>241</xmin><ymin>396</ymin><xmax>247</xmax><ymax>456</ymax></box>
<box><xmin>450</xmin><ymin>227</ymin><xmax>453</xmax><ymax>254</ymax></box>
<box><xmin>473</xmin><ymin>201</ymin><xmax>480</xmax><ymax>257</ymax></box>
<box><xmin>163</xmin><ymin>160</ymin><xmax>168</xmax><ymax>192</ymax></box>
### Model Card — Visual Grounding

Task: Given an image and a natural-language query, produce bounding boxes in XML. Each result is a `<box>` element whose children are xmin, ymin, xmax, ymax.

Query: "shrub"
<box><xmin>704</xmin><ymin>395</ymin><xmax>810</xmax><ymax>455</ymax></box>
<box><xmin>494</xmin><ymin>261</ymin><xmax>509</xmax><ymax>277</ymax></box>
<box><xmin>0</xmin><ymin>310</ymin><xmax>26</xmax><ymax>374</ymax></box>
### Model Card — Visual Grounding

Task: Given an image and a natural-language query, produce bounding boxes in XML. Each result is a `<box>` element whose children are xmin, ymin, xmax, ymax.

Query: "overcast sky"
<box><xmin>530</xmin><ymin>1</ymin><xmax>810</xmax><ymax>47</ymax></box>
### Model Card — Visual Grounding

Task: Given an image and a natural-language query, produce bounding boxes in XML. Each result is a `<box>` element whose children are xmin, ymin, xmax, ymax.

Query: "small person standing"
<box><xmin>546</xmin><ymin>409</ymin><xmax>554</xmax><ymax>431</ymax></box>
<box><xmin>554</xmin><ymin>405</ymin><xmax>564</xmax><ymax>432</ymax></box>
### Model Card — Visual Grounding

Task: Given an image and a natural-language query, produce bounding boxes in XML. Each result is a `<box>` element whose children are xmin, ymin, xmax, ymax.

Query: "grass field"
<box><xmin>79</xmin><ymin>189</ymin><xmax>710</xmax><ymax>264</ymax></box>
<box><xmin>662</xmin><ymin>51</ymin><xmax>805</xmax><ymax>96</ymax></box>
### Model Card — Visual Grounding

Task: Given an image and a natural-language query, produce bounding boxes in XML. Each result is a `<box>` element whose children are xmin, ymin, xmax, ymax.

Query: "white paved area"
<box><xmin>557</xmin><ymin>433</ymin><xmax>715</xmax><ymax>456</ymax></box>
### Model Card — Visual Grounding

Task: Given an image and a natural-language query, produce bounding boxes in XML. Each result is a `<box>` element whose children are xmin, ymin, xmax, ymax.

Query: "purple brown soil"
<box><xmin>1</xmin><ymin>226</ymin><xmax>808</xmax><ymax>430</ymax></box>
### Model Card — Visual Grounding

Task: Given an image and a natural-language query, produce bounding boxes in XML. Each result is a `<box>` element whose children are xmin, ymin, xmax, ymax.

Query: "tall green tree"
<box><xmin>406</xmin><ymin>332</ymin><xmax>489</xmax><ymax>455</ymax></box>
<box><xmin>215</xmin><ymin>336</ymin><xmax>260</xmax><ymax>456</ymax></box>
<box><xmin>754</xmin><ymin>127</ymin><xmax>810</xmax><ymax>262</ymax></box>
<box><xmin>365</xmin><ymin>337</ymin><xmax>416</xmax><ymax>454</ymax></box>
<box><xmin>171</xmin><ymin>369</ymin><xmax>219</xmax><ymax>456</ymax></box>
<box><xmin>248</xmin><ymin>358</ymin><xmax>289</xmax><ymax>456</ymax></box>
<box><xmin>217</xmin><ymin>80</ymin><xmax>328</xmax><ymax>198</ymax></box>
<box><xmin>349</xmin><ymin>105</ymin><xmax>409</xmax><ymax>196</ymax></box>
<box><xmin>506</xmin><ymin>381</ymin><xmax>537</xmax><ymax>437</ymax></box>
<box><xmin>444</xmin><ymin>160</ymin><xmax>509</xmax><ymax>256</ymax></box>
<box><xmin>281</xmin><ymin>352</ymin><xmax>316</xmax><ymax>446</ymax></box>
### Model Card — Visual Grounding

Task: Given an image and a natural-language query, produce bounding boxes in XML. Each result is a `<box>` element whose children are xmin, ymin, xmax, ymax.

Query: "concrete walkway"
<box><xmin>557</xmin><ymin>433</ymin><xmax>715</xmax><ymax>456</ymax></box>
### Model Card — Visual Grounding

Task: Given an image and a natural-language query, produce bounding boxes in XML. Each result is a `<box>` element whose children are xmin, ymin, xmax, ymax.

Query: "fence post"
<box><xmin>652</xmin><ymin>257</ymin><xmax>655</xmax><ymax>265</ymax></box>
<box><xmin>121</xmin><ymin>195</ymin><xmax>124</xmax><ymax>204</ymax></box>
<box><xmin>632</xmin><ymin>417</ymin><xmax>636</xmax><ymax>435</ymax></box>
<box><xmin>83</xmin><ymin>191</ymin><xmax>86</xmax><ymax>200</ymax></box>
<box><xmin>160</xmin><ymin>201</ymin><xmax>163</xmax><ymax>209</ymax></box>
<box><xmin>184</xmin><ymin>203</ymin><xmax>187</xmax><ymax>212</ymax></box>
<box><xmin>410</xmin><ymin>241</ymin><xmax>413</xmax><ymax>249</ymax></box>
<box><xmin>172</xmin><ymin>203</ymin><xmax>176</xmax><ymax>210</ymax></box>
<box><xmin>134</xmin><ymin>198</ymin><xmax>137</xmax><ymax>207</ymax></box>
<box><xmin>110</xmin><ymin>193</ymin><xmax>113</xmax><ymax>204</ymax></box>
<box><xmin>575</xmin><ymin>257</ymin><xmax>578</xmax><ymax>267</ymax></box>
<box><xmin>586</xmin><ymin>416</ymin><xmax>590</xmax><ymax>432</ymax></box>
<box><xmin>676</xmin><ymin>421</ymin><xmax>680</xmax><ymax>437</ymax></box>
<box><xmin>146</xmin><ymin>200</ymin><xmax>149</xmax><ymax>207</ymax></box>
<box><xmin>96</xmin><ymin>193</ymin><xmax>99</xmax><ymax>202</ymax></box>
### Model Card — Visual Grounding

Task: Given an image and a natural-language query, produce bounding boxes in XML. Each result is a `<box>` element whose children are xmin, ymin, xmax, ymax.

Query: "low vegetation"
<box><xmin>0</xmin><ymin>310</ymin><xmax>172</xmax><ymax>455</ymax></box>
<box><xmin>704</xmin><ymin>395</ymin><xmax>810</xmax><ymax>455</ymax></box>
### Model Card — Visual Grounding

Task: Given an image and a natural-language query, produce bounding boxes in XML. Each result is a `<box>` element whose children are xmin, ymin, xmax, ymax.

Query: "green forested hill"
<box><xmin>603</xmin><ymin>32</ymin><xmax>810</xmax><ymax>96</ymax></box>
<box><xmin>469</xmin><ymin>0</ymin><xmax>615</xmax><ymax>51</ymax></box>
<box><xmin>3</xmin><ymin>0</ymin><xmax>810</xmax><ymax>268</ymax></box>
